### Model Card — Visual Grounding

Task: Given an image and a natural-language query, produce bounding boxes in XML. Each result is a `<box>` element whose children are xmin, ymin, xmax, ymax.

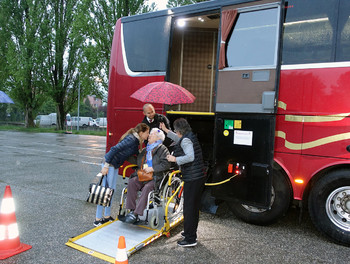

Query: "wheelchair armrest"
<box><xmin>122</xmin><ymin>164</ymin><xmax>138</xmax><ymax>179</ymax></box>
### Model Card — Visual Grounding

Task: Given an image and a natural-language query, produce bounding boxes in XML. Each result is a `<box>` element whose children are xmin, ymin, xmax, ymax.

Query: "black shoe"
<box><xmin>118</xmin><ymin>215</ymin><xmax>126</xmax><ymax>222</ymax></box>
<box><xmin>93</xmin><ymin>219</ymin><xmax>103</xmax><ymax>227</ymax></box>
<box><xmin>177</xmin><ymin>239</ymin><xmax>197</xmax><ymax>247</ymax></box>
<box><xmin>125</xmin><ymin>212</ymin><xmax>138</xmax><ymax>224</ymax></box>
<box><xmin>180</xmin><ymin>232</ymin><xmax>197</xmax><ymax>241</ymax></box>
<box><xmin>102</xmin><ymin>216</ymin><xmax>115</xmax><ymax>223</ymax></box>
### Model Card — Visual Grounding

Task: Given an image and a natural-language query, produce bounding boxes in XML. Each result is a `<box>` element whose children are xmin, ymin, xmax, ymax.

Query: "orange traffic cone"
<box><xmin>0</xmin><ymin>185</ymin><xmax>32</xmax><ymax>259</ymax></box>
<box><xmin>115</xmin><ymin>235</ymin><xmax>128</xmax><ymax>264</ymax></box>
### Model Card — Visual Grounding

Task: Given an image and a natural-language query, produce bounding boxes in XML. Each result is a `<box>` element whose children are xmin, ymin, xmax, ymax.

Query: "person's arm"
<box><xmin>159</xmin><ymin>123</ymin><xmax>180</xmax><ymax>144</ymax></box>
<box><xmin>174</xmin><ymin>138</ymin><xmax>194</xmax><ymax>165</ymax></box>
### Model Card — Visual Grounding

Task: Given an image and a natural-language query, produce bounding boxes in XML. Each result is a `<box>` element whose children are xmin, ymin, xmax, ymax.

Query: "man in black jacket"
<box><xmin>142</xmin><ymin>103</ymin><xmax>170</xmax><ymax>130</ymax></box>
<box><xmin>142</xmin><ymin>104</ymin><xmax>172</xmax><ymax>147</ymax></box>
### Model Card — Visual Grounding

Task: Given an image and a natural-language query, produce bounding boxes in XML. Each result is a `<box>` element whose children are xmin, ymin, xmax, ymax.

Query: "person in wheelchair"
<box><xmin>121</xmin><ymin>128</ymin><xmax>171</xmax><ymax>224</ymax></box>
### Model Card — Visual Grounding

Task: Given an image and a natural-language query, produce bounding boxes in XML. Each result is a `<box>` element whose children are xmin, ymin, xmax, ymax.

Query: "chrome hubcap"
<box><xmin>326</xmin><ymin>186</ymin><xmax>350</xmax><ymax>231</ymax></box>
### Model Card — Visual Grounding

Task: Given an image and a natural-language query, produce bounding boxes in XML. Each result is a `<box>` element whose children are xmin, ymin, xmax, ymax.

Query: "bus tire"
<box><xmin>226</xmin><ymin>169</ymin><xmax>292</xmax><ymax>225</ymax></box>
<box><xmin>308</xmin><ymin>169</ymin><xmax>350</xmax><ymax>246</ymax></box>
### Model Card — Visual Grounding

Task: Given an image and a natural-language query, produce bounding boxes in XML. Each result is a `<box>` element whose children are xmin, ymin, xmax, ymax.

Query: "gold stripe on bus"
<box><xmin>277</xmin><ymin>101</ymin><xmax>287</xmax><ymax>110</ymax></box>
<box><xmin>166</xmin><ymin>111</ymin><xmax>215</xmax><ymax>116</ymax></box>
<box><xmin>276</xmin><ymin>131</ymin><xmax>350</xmax><ymax>150</ymax></box>
<box><xmin>285</xmin><ymin>113</ymin><xmax>350</xmax><ymax>123</ymax></box>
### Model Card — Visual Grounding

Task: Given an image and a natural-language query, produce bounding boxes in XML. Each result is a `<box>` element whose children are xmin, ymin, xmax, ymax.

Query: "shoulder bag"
<box><xmin>86</xmin><ymin>173</ymin><xmax>114</xmax><ymax>207</ymax></box>
<box><xmin>137</xmin><ymin>153</ymin><xmax>153</xmax><ymax>182</ymax></box>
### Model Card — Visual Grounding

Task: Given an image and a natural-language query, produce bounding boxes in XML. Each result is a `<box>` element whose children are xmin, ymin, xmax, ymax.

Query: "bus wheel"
<box><xmin>226</xmin><ymin>169</ymin><xmax>292</xmax><ymax>225</ymax></box>
<box><xmin>308</xmin><ymin>169</ymin><xmax>350</xmax><ymax>246</ymax></box>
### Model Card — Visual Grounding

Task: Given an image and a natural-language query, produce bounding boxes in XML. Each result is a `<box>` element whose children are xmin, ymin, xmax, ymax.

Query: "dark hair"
<box><xmin>173</xmin><ymin>118</ymin><xmax>192</xmax><ymax>136</ymax></box>
<box><xmin>119</xmin><ymin>123</ymin><xmax>149</xmax><ymax>142</ymax></box>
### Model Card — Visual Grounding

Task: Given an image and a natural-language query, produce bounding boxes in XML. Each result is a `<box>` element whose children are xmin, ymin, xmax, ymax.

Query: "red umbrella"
<box><xmin>130</xmin><ymin>81</ymin><xmax>195</xmax><ymax>105</ymax></box>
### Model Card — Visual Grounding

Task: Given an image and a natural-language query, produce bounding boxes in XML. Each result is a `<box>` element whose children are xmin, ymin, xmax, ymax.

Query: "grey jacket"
<box><xmin>130</xmin><ymin>144</ymin><xmax>170</xmax><ymax>188</ymax></box>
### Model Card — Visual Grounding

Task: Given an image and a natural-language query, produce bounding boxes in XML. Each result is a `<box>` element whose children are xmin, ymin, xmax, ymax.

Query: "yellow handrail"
<box><xmin>167</xmin><ymin>170</ymin><xmax>181</xmax><ymax>186</ymax></box>
<box><xmin>122</xmin><ymin>164</ymin><xmax>137</xmax><ymax>179</ymax></box>
<box><xmin>164</xmin><ymin>181</ymin><xmax>184</xmax><ymax>231</ymax></box>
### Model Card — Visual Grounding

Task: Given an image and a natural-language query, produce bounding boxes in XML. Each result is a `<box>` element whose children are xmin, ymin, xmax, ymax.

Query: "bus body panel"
<box><xmin>107</xmin><ymin>19</ymin><xmax>165</xmax><ymax>151</ymax></box>
<box><xmin>106</xmin><ymin>0</ymin><xmax>350</xmax><ymax>245</ymax></box>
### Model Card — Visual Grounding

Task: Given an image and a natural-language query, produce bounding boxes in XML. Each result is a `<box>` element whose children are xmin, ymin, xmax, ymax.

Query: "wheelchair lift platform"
<box><xmin>66</xmin><ymin>170</ymin><xmax>184</xmax><ymax>262</ymax></box>
<box><xmin>66</xmin><ymin>212</ymin><xmax>183</xmax><ymax>263</ymax></box>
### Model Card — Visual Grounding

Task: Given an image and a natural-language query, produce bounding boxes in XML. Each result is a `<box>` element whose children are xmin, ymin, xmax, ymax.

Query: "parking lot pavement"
<box><xmin>0</xmin><ymin>131</ymin><xmax>349</xmax><ymax>264</ymax></box>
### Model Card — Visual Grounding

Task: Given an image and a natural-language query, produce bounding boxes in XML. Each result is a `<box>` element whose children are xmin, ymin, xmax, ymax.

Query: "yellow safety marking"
<box><xmin>276</xmin><ymin>131</ymin><xmax>350</xmax><ymax>150</ymax></box>
<box><xmin>205</xmin><ymin>174</ymin><xmax>238</xmax><ymax>186</ymax></box>
<box><xmin>278</xmin><ymin>101</ymin><xmax>286</xmax><ymax>110</ymax></box>
<box><xmin>66</xmin><ymin>239</ymin><xmax>115</xmax><ymax>263</ymax></box>
<box><xmin>166</xmin><ymin>111</ymin><xmax>215</xmax><ymax>116</ymax></box>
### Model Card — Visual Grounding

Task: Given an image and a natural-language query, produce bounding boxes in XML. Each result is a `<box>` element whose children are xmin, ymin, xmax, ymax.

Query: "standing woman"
<box><xmin>94</xmin><ymin>123</ymin><xmax>150</xmax><ymax>227</ymax></box>
<box><xmin>160</xmin><ymin>118</ymin><xmax>206</xmax><ymax>247</ymax></box>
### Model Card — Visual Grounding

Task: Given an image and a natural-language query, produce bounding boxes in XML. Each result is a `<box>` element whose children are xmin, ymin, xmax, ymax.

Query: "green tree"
<box><xmin>75</xmin><ymin>0</ymin><xmax>155</xmax><ymax>98</ymax></box>
<box><xmin>0</xmin><ymin>0</ymin><xmax>51</xmax><ymax>127</ymax></box>
<box><xmin>167</xmin><ymin>0</ymin><xmax>208</xmax><ymax>8</ymax></box>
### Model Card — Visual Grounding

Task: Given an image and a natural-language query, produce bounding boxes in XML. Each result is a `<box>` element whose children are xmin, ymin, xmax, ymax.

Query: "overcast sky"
<box><xmin>151</xmin><ymin>0</ymin><xmax>168</xmax><ymax>10</ymax></box>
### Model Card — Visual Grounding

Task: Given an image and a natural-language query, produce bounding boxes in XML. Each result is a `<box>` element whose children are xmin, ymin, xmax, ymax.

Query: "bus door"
<box><xmin>212</xmin><ymin>1</ymin><xmax>281</xmax><ymax>208</ymax></box>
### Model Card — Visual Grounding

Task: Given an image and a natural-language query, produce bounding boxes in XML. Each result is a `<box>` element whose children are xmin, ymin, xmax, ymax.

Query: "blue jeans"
<box><xmin>95</xmin><ymin>165</ymin><xmax>118</xmax><ymax>219</ymax></box>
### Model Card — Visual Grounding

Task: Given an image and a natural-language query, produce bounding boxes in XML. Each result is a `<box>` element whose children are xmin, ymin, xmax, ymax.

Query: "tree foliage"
<box><xmin>166</xmin><ymin>0</ymin><xmax>208</xmax><ymax>8</ymax></box>
<box><xmin>0</xmin><ymin>0</ymin><xmax>152</xmax><ymax>129</ymax></box>
<box><xmin>0</xmin><ymin>0</ymin><xmax>51</xmax><ymax>127</ymax></box>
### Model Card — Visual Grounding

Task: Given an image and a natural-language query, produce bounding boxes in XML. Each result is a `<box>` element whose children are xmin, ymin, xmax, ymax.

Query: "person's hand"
<box><xmin>166</xmin><ymin>155</ymin><xmax>176</xmax><ymax>162</ymax></box>
<box><xmin>159</xmin><ymin>122</ymin><xmax>169</xmax><ymax>133</ymax></box>
<box><xmin>144</xmin><ymin>167</ymin><xmax>154</xmax><ymax>173</ymax></box>
<box><xmin>101</xmin><ymin>167</ymin><xmax>109</xmax><ymax>176</ymax></box>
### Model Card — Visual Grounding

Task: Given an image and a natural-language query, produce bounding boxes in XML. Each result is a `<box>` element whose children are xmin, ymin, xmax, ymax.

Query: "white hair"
<box><xmin>150</xmin><ymin>128</ymin><xmax>165</xmax><ymax>142</ymax></box>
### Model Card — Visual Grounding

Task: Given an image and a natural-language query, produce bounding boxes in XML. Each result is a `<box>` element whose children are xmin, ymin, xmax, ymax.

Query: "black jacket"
<box><xmin>142</xmin><ymin>113</ymin><xmax>172</xmax><ymax>147</ymax></box>
<box><xmin>173</xmin><ymin>132</ymin><xmax>205</xmax><ymax>182</ymax></box>
<box><xmin>104</xmin><ymin>134</ymin><xmax>140</xmax><ymax>168</ymax></box>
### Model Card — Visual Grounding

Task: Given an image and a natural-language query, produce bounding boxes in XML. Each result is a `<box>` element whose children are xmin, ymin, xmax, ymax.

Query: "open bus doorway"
<box><xmin>168</xmin><ymin>13</ymin><xmax>220</xmax><ymax>113</ymax></box>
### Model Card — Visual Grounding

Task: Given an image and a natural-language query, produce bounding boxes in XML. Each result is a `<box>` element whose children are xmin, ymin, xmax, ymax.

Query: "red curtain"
<box><xmin>218</xmin><ymin>9</ymin><xmax>238</xmax><ymax>70</ymax></box>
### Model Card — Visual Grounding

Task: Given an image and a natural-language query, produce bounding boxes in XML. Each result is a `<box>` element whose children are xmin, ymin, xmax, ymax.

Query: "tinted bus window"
<box><xmin>123</xmin><ymin>16</ymin><xmax>171</xmax><ymax>72</ymax></box>
<box><xmin>282</xmin><ymin>0</ymin><xmax>338</xmax><ymax>65</ymax></box>
<box><xmin>226</xmin><ymin>7</ymin><xmax>279</xmax><ymax>68</ymax></box>
<box><xmin>336</xmin><ymin>0</ymin><xmax>350</xmax><ymax>61</ymax></box>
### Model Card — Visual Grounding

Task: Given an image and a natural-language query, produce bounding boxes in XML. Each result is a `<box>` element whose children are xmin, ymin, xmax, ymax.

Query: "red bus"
<box><xmin>106</xmin><ymin>0</ymin><xmax>350</xmax><ymax>245</ymax></box>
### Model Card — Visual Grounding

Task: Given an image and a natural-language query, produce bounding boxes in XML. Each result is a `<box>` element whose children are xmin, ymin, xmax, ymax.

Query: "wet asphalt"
<box><xmin>0</xmin><ymin>130</ymin><xmax>349</xmax><ymax>264</ymax></box>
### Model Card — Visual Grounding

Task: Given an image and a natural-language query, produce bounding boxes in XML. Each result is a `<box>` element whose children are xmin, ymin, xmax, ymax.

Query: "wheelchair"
<box><xmin>118</xmin><ymin>165</ymin><xmax>184</xmax><ymax>229</ymax></box>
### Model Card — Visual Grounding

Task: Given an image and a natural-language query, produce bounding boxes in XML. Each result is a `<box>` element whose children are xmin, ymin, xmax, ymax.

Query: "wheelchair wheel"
<box><xmin>118</xmin><ymin>187</ymin><xmax>128</xmax><ymax>216</ymax></box>
<box><xmin>162</xmin><ymin>176</ymin><xmax>183</xmax><ymax>220</ymax></box>
<box><xmin>149</xmin><ymin>215</ymin><xmax>159</xmax><ymax>229</ymax></box>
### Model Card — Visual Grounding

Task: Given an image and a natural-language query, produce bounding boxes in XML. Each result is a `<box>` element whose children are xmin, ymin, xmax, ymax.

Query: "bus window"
<box><xmin>226</xmin><ymin>7</ymin><xmax>279</xmax><ymax>69</ymax></box>
<box><xmin>122</xmin><ymin>16</ymin><xmax>171</xmax><ymax>72</ymax></box>
<box><xmin>282</xmin><ymin>0</ymin><xmax>338</xmax><ymax>65</ymax></box>
<box><xmin>336</xmin><ymin>0</ymin><xmax>350</xmax><ymax>61</ymax></box>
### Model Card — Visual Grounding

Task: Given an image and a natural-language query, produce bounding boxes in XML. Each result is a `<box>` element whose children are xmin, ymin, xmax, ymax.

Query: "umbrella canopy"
<box><xmin>0</xmin><ymin>91</ymin><xmax>14</xmax><ymax>104</ymax></box>
<box><xmin>130</xmin><ymin>81</ymin><xmax>195</xmax><ymax>105</ymax></box>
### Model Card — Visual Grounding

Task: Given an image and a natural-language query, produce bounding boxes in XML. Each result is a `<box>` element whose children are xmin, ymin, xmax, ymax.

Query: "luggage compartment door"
<box><xmin>213</xmin><ymin>2</ymin><xmax>281</xmax><ymax>208</ymax></box>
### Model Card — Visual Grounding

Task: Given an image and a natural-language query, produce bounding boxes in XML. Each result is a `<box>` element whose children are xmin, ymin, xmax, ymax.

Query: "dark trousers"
<box><xmin>126</xmin><ymin>176</ymin><xmax>154</xmax><ymax>216</ymax></box>
<box><xmin>183</xmin><ymin>177</ymin><xmax>205</xmax><ymax>243</ymax></box>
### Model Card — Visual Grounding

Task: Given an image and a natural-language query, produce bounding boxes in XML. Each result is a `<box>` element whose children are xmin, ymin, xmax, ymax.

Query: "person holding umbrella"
<box><xmin>160</xmin><ymin>118</ymin><xmax>206</xmax><ymax>247</ymax></box>
<box><xmin>142</xmin><ymin>103</ymin><xmax>170</xmax><ymax>131</ymax></box>
<box><xmin>142</xmin><ymin>103</ymin><xmax>172</xmax><ymax>147</ymax></box>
